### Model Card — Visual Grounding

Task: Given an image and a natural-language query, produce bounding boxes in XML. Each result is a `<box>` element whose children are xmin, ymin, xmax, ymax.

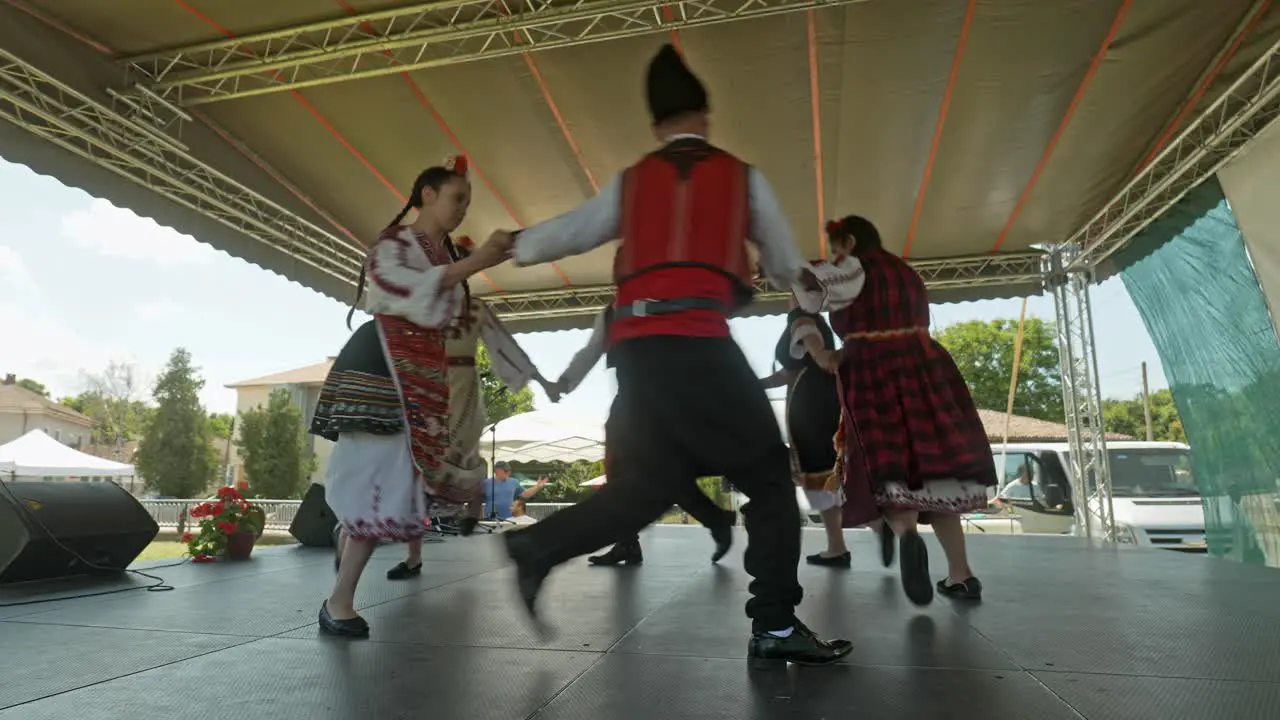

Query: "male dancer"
<box><xmin>543</xmin><ymin>301</ymin><xmax>735</xmax><ymax>566</ymax></box>
<box><xmin>495</xmin><ymin>44</ymin><xmax>850</xmax><ymax>665</ymax></box>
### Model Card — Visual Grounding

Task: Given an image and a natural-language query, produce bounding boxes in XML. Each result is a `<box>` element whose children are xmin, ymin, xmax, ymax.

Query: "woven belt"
<box><xmin>844</xmin><ymin>326</ymin><xmax>929</xmax><ymax>341</ymax></box>
<box><xmin>613</xmin><ymin>297</ymin><xmax>728</xmax><ymax>319</ymax></box>
<box><xmin>447</xmin><ymin>356</ymin><xmax>476</xmax><ymax>367</ymax></box>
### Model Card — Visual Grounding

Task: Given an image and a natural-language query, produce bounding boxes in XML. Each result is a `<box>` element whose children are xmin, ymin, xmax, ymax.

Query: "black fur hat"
<box><xmin>646</xmin><ymin>44</ymin><xmax>709</xmax><ymax>125</ymax></box>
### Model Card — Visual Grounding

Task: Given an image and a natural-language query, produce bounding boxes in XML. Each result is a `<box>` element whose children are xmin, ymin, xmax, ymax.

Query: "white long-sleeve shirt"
<box><xmin>512</xmin><ymin>135</ymin><xmax>809</xmax><ymax>291</ymax></box>
<box><xmin>556</xmin><ymin>308</ymin><xmax>609</xmax><ymax>394</ymax></box>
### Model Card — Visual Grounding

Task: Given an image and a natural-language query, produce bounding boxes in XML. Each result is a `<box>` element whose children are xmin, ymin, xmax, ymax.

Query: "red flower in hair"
<box><xmin>455</xmin><ymin>235</ymin><xmax>475</xmax><ymax>250</ymax></box>
<box><xmin>447</xmin><ymin>154</ymin><xmax>469</xmax><ymax>177</ymax></box>
<box><xmin>825</xmin><ymin>219</ymin><xmax>842</xmax><ymax>236</ymax></box>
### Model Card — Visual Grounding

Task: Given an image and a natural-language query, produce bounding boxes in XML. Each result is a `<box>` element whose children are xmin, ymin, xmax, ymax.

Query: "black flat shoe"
<box><xmin>805</xmin><ymin>551</ymin><xmax>852</xmax><ymax>568</ymax></box>
<box><xmin>386</xmin><ymin>561</ymin><xmax>422</xmax><ymax>580</ymax></box>
<box><xmin>937</xmin><ymin>576</ymin><xmax>983</xmax><ymax>601</ymax></box>
<box><xmin>504</xmin><ymin>530</ymin><xmax>554</xmax><ymax>638</ymax></box>
<box><xmin>898</xmin><ymin>530</ymin><xmax>934</xmax><ymax>606</ymax></box>
<box><xmin>318</xmin><ymin>601</ymin><xmax>369</xmax><ymax>638</ymax></box>
<box><xmin>878</xmin><ymin>522</ymin><xmax>895</xmax><ymax>568</ymax></box>
<box><xmin>709</xmin><ymin>511</ymin><xmax>734</xmax><ymax>564</ymax></box>
<box><xmin>747</xmin><ymin>622</ymin><xmax>852</xmax><ymax>667</ymax></box>
<box><xmin>588</xmin><ymin>542</ymin><xmax>643</xmax><ymax>566</ymax></box>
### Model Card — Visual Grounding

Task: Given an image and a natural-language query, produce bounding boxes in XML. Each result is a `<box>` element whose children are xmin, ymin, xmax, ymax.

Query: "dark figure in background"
<box><xmin>542</xmin><ymin>302</ymin><xmax>735</xmax><ymax>567</ymax></box>
<box><xmin>493</xmin><ymin>44</ymin><xmax>851</xmax><ymax>666</ymax></box>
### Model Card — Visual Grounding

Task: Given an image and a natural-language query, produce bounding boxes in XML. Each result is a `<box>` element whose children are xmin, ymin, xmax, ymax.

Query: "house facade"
<box><xmin>225</xmin><ymin>359</ymin><xmax>334</xmax><ymax>488</ymax></box>
<box><xmin>0</xmin><ymin>375</ymin><xmax>95</xmax><ymax>448</ymax></box>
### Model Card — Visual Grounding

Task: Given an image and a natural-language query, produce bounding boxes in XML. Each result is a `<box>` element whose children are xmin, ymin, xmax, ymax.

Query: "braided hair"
<box><xmin>824</xmin><ymin>215</ymin><xmax>882</xmax><ymax>256</ymax></box>
<box><xmin>347</xmin><ymin>162</ymin><xmax>469</xmax><ymax>329</ymax></box>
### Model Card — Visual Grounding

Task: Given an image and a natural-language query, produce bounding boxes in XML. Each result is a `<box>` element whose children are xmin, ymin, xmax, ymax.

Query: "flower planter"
<box><xmin>224</xmin><ymin>529</ymin><xmax>258</xmax><ymax>561</ymax></box>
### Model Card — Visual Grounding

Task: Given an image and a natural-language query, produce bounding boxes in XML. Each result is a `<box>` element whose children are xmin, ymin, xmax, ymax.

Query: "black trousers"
<box><xmin>521</xmin><ymin>335</ymin><xmax>802</xmax><ymax>632</ymax></box>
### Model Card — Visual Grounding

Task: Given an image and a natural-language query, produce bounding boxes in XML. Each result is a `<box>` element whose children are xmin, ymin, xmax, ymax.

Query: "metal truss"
<box><xmin>486</xmin><ymin>251</ymin><xmax>1046</xmax><ymax>322</ymax></box>
<box><xmin>1045</xmin><ymin>246</ymin><xmax>1115</xmax><ymax>544</ymax></box>
<box><xmin>1067</xmin><ymin>36</ymin><xmax>1280</xmax><ymax>272</ymax></box>
<box><xmin>0</xmin><ymin>49</ymin><xmax>366</xmax><ymax>286</ymax></box>
<box><xmin>121</xmin><ymin>0</ymin><xmax>866</xmax><ymax>106</ymax></box>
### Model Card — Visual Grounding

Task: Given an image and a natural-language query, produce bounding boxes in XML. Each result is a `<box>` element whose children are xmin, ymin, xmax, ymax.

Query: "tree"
<box><xmin>235</xmin><ymin>388</ymin><xmax>315</xmax><ymax>499</ymax></box>
<box><xmin>15</xmin><ymin>377</ymin><xmax>48</xmax><ymax>397</ymax></box>
<box><xmin>208</xmin><ymin>413</ymin><xmax>234</xmax><ymax>440</ymax></box>
<box><xmin>478</xmin><ymin>344</ymin><xmax>535</xmax><ymax>423</ymax></box>
<box><xmin>933</xmin><ymin>318</ymin><xmax>1064</xmax><ymax>422</ymax></box>
<box><xmin>1102</xmin><ymin>389</ymin><xmax>1187</xmax><ymax>443</ymax></box>
<box><xmin>77</xmin><ymin>360</ymin><xmax>145</xmax><ymax>460</ymax></box>
<box><xmin>60</xmin><ymin>391</ymin><xmax>153</xmax><ymax>449</ymax></box>
<box><xmin>135</xmin><ymin>349</ymin><xmax>219</xmax><ymax>497</ymax></box>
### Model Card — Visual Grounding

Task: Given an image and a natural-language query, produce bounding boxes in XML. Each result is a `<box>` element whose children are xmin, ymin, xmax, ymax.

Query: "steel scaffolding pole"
<box><xmin>121</xmin><ymin>0</ymin><xmax>868</xmax><ymax>106</ymax></box>
<box><xmin>0</xmin><ymin>49</ymin><xmax>366</xmax><ymax>286</ymax></box>
<box><xmin>1066</xmin><ymin>36</ymin><xmax>1280</xmax><ymax>272</ymax></box>
<box><xmin>1045</xmin><ymin>246</ymin><xmax>1116</xmax><ymax>544</ymax></box>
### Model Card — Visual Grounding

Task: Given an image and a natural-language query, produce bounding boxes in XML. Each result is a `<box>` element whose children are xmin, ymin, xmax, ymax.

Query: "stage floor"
<box><xmin>2</xmin><ymin>526</ymin><xmax>1279</xmax><ymax>719</ymax></box>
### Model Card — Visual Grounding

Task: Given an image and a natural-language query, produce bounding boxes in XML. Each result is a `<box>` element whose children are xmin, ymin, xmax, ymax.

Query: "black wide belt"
<box><xmin>612</xmin><ymin>297</ymin><xmax>729</xmax><ymax>319</ymax></box>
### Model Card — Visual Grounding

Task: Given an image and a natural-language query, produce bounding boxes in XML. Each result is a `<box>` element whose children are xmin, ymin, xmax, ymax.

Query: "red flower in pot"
<box><xmin>184</xmin><ymin>485</ymin><xmax>267</xmax><ymax>562</ymax></box>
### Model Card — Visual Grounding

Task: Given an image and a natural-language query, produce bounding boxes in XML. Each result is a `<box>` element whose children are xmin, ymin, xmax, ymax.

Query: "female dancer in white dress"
<box><xmin>310</xmin><ymin>157</ymin><xmax>512</xmax><ymax>636</ymax></box>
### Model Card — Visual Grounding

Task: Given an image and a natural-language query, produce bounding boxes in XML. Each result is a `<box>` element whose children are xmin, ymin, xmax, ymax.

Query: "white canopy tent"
<box><xmin>0</xmin><ymin>430</ymin><xmax>135</xmax><ymax>477</ymax></box>
<box><xmin>482</xmin><ymin>406</ymin><xmax>606</xmax><ymax>464</ymax></box>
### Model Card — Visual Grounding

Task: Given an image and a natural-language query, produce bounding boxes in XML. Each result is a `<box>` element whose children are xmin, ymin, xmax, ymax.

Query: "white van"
<box><xmin>984</xmin><ymin>441</ymin><xmax>1224</xmax><ymax>552</ymax></box>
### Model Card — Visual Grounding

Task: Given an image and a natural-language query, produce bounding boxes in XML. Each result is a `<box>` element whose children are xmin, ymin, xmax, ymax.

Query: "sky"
<box><xmin>0</xmin><ymin>155</ymin><xmax>1169</xmax><ymax>421</ymax></box>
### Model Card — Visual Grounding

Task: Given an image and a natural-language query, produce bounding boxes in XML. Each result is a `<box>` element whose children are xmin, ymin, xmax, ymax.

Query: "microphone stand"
<box><xmin>483</xmin><ymin>420</ymin><xmax>516</xmax><ymax>531</ymax></box>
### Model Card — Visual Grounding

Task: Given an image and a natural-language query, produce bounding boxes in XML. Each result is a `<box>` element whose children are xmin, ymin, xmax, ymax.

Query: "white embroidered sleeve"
<box><xmin>478</xmin><ymin>306</ymin><xmax>539</xmax><ymax>392</ymax></box>
<box><xmin>793</xmin><ymin>256</ymin><xmax>866</xmax><ymax>314</ymax></box>
<box><xmin>747</xmin><ymin>168</ymin><xmax>808</xmax><ymax>290</ymax></box>
<box><xmin>364</xmin><ymin>232</ymin><xmax>462</xmax><ymax>328</ymax></box>
<box><xmin>558</xmin><ymin>310</ymin><xmax>608</xmax><ymax>394</ymax></box>
<box><xmin>789</xmin><ymin>321</ymin><xmax>823</xmax><ymax>360</ymax></box>
<box><xmin>513</xmin><ymin>174</ymin><xmax>623</xmax><ymax>266</ymax></box>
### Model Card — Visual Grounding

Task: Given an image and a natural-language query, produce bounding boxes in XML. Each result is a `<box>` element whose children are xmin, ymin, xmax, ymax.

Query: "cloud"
<box><xmin>0</xmin><ymin>245</ymin><xmax>35</xmax><ymax>290</ymax></box>
<box><xmin>60</xmin><ymin>199</ymin><xmax>219</xmax><ymax>266</ymax></box>
<box><xmin>0</xmin><ymin>301</ymin><xmax>139</xmax><ymax>398</ymax></box>
<box><xmin>133</xmin><ymin>299</ymin><xmax>182</xmax><ymax>323</ymax></box>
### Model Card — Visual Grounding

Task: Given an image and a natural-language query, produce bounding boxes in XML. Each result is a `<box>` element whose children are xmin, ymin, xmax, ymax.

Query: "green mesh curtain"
<box><xmin>1115</xmin><ymin>177</ymin><xmax>1280</xmax><ymax>566</ymax></box>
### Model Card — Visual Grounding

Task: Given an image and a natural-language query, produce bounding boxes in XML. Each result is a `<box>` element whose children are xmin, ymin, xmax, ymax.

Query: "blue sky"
<box><xmin>0</xmin><ymin>156</ymin><xmax>1167</xmax><ymax>418</ymax></box>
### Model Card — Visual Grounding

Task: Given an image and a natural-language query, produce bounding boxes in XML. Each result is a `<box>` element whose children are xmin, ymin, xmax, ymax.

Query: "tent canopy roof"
<box><xmin>0</xmin><ymin>430</ymin><xmax>136</xmax><ymax>477</ymax></box>
<box><xmin>1</xmin><ymin>1</ymin><xmax>1276</xmax><ymax>331</ymax></box>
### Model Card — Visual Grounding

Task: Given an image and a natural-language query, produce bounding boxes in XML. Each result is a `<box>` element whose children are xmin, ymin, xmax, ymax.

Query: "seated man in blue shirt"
<box><xmin>485</xmin><ymin>462</ymin><xmax>549</xmax><ymax>520</ymax></box>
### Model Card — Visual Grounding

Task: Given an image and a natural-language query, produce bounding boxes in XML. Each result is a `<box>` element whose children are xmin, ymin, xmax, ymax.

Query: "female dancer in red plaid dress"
<box><xmin>820</xmin><ymin>215</ymin><xmax>997</xmax><ymax>606</ymax></box>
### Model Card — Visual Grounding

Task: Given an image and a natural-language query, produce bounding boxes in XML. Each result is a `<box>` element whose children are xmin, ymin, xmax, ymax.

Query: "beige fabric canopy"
<box><xmin>1</xmin><ymin>0</ymin><xmax>1276</xmax><ymax>330</ymax></box>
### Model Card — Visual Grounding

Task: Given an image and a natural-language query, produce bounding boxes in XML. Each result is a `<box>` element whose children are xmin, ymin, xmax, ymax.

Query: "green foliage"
<box><xmin>135</xmin><ymin>349</ymin><xmax>219</xmax><ymax>498</ymax></box>
<box><xmin>512</xmin><ymin>459</ymin><xmax>602</xmax><ymax>504</ymax></box>
<box><xmin>1102</xmin><ymin>388</ymin><xmax>1186</xmax><ymax>443</ymax></box>
<box><xmin>59</xmin><ymin>391</ymin><xmax>154</xmax><ymax>447</ymax></box>
<box><xmin>207</xmin><ymin>413</ymin><xmax>234</xmax><ymax>440</ymax></box>
<box><xmin>479</xmin><ymin>344</ymin><xmax>534</xmax><ymax>424</ymax></box>
<box><xmin>15</xmin><ymin>377</ymin><xmax>48</xmax><ymax>397</ymax></box>
<box><xmin>234</xmin><ymin>388</ymin><xmax>316</xmax><ymax>500</ymax></box>
<box><xmin>933</xmin><ymin>318</ymin><xmax>1065</xmax><ymax>423</ymax></box>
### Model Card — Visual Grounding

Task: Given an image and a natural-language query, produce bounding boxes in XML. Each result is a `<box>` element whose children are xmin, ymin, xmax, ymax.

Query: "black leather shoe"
<box><xmin>503</xmin><ymin>530</ymin><xmax>553</xmax><ymax>637</ymax></box>
<box><xmin>805</xmin><ymin>551</ymin><xmax>851</xmax><ymax>568</ymax></box>
<box><xmin>318</xmin><ymin>601</ymin><xmax>369</xmax><ymax>638</ymax></box>
<box><xmin>899</xmin><ymin>530</ymin><xmax>934</xmax><ymax>606</ymax></box>
<box><xmin>709</xmin><ymin>511</ymin><xmax>734</xmax><ymax>564</ymax></box>
<box><xmin>386</xmin><ymin>561</ymin><xmax>422</xmax><ymax>580</ymax></box>
<box><xmin>747</xmin><ymin>624</ymin><xmax>852</xmax><ymax>667</ymax></box>
<box><xmin>937</xmin><ymin>576</ymin><xmax>983</xmax><ymax>600</ymax></box>
<box><xmin>878</xmin><ymin>522</ymin><xmax>895</xmax><ymax>568</ymax></box>
<box><xmin>588</xmin><ymin>541</ymin><xmax>643</xmax><ymax>566</ymax></box>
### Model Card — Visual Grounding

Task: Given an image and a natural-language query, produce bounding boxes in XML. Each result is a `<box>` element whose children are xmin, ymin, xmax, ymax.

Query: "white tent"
<box><xmin>0</xmin><ymin>429</ymin><xmax>135</xmax><ymax>477</ymax></box>
<box><xmin>580</xmin><ymin>475</ymin><xmax>606</xmax><ymax>487</ymax></box>
<box><xmin>482</xmin><ymin>406</ymin><xmax>606</xmax><ymax>464</ymax></box>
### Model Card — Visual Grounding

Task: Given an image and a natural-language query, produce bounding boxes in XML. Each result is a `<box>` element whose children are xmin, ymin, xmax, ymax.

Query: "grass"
<box><xmin>135</xmin><ymin>532</ymin><xmax>298</xmax><ymax>562</ymax></box>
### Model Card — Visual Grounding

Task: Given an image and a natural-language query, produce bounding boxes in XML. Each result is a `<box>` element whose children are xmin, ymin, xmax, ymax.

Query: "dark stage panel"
<box><xmin>2</xmin><ymin>526</ymin><xmax>1278</xmax><ymax>719</ymax></box>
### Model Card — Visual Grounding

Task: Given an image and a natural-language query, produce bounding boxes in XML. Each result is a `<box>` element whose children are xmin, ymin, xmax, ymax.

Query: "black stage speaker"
<box><xmin>289</xmin><ymin>483</ymin><xmax>337</xmax><ymax>547</ymax></box>
<box><xmin>0</xmin><ymin>481</ymin><xmax>159</xmax><ymax>584</ymax></box>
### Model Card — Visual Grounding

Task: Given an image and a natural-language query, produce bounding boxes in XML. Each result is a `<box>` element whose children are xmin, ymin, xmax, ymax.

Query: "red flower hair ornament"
<box><xmin>445</xmin><ymin>154</ymin><xmax>469</xmax><ymax>177</ymax></box>
<box><xmin>825</xmin><ymin>219</ymin><xmax>843</xmax><ymax>236</ymax></box>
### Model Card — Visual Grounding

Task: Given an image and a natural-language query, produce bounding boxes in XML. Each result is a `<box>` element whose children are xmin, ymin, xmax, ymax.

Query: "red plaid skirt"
<box><xmin>837</xmin><ymin>331</ymin><xmax>996</xmax><ymax>501</ymax></box>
